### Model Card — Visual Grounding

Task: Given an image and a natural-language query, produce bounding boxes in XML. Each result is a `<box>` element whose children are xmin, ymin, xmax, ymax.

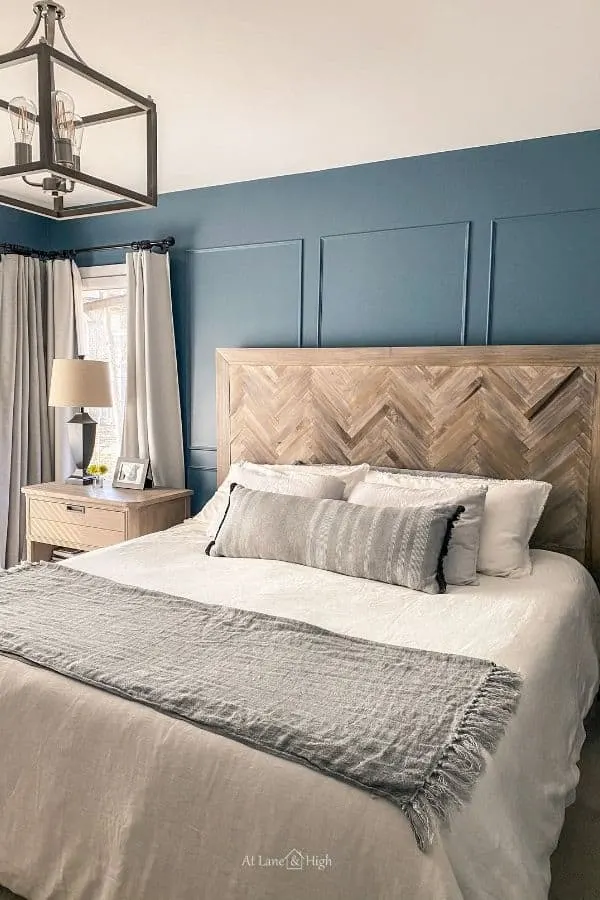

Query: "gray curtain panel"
<box><xmin>45</xmin><ymin>259</ymin><xmax>84</xmax><ymax>481</ymax></box>
<box><xmin>121</xmin><ymin>251</ymin><xmax>185</xmax><ymax>488</ymax></box>
<box><xmin>0</xmin><ymin>255</ymin><xmax>82</xmax><ymax>569</ymax></box>
<box><xmin>0</xmin><ymin>255</ymin><xmax>52</xmax><ymax>569</ymax></box>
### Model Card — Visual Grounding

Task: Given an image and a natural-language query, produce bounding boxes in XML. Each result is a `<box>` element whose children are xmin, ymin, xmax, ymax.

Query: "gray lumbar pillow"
<box><xmin>207</xmin><ymin>485</ymin><xmax>463</xmax><ymax>594</ymax></box>
<box><xmin>348</xmin><ymin>480</ymin><xmax>487</xmax><ymax>586</ymax></box>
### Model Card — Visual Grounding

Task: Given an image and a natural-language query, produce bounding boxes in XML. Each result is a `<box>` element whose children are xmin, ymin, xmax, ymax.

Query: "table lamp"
<box><xmin>48</xmin><ymin>357</ymin><xmax>113</xmax><ymax>485</ymax></box>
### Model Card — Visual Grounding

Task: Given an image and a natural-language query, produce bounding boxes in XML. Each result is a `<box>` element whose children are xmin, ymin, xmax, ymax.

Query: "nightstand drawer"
<box><xmin>23</xmin><ymin>482</ymin><xmax>192</xmax><ymax>563</ymax></box>
<box><xmin>29</xmin><ymin>498</ymin><xmax>125</xmax><ymax>532</ymax></box>
<box><xmin>29</xmin><ymin>518</ymin><xmax>123</xmax><ymax>551</ymax></box>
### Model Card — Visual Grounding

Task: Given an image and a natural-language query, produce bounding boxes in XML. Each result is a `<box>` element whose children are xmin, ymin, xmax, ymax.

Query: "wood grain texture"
<box><xmin>22</xmin><ymin>482</ymin><xmax>193</xmax><ymax>507</ymax></box>
<box><xmin>216</xmin><ymin>346</ymin><xmax>600</xmax><ymax>577</ymax></box>
<box><xmin>22</xmin><ymin>483</ymin><xmax>193</xmax><ymax>561</ymax></box>
<box><xmin>28</xmin><ymin>519</ymin><xmax>123</xmax><ymax>552</ymax></box>
<box><xmin>29</xmin><ymin>498</ymin><xmax>125</xmax><ymax>532</ymax></box>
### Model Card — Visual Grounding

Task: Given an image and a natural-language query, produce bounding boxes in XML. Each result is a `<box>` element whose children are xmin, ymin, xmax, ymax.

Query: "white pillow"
<box><xmin>365</xmin><ymin>471</ymin><xmax>552</xmax><ymax>578</ymax></box>
<box><xmin>195</xmin><ymin>462</ymin><xmax>349</xmax><ymax>538</ymax></box>
<box><xmin>348</xmin><ymin>480</ymin><xmax>487</xmax><ymax>586</ymax></box>
<box><xmin>265</xmin><ymin>462</ymin><xmax>370</xmax><ymax>499</ymax></box>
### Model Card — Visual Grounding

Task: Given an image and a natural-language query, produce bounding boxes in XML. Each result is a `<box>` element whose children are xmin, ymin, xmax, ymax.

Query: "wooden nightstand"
<box><xmin>22</xmin><ymin>482</ymin><xmax>193</xmax><ymax>562</ymax></box>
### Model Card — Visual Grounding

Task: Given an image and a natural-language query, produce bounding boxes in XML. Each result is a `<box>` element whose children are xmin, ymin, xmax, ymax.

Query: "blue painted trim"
<box><xmin>318</xmin><ymin>220</ymin><xmax>475</xmax><ymax>240</ymax></box>
<box><xmin>297</xmin><ymin>239</ymin><xmax>304</xmax><ymax>349</ymax></box>
<box><xmin>489</xmin><ymin>204</ymin><xmax>600</xmax><ymax>223</ymax></box>
<box><xmin>186</xmin><ymin>238</ymin><xmax>303</xmax><ymax>253</ymax></box>
<box><xmin>316</xmin><ymin>237</ymin><xmax>325</xmax><ymax>348</ymax></box>
<box><xmin>188</xmin><ymin>239</ymin><xmax>304</xmax><ymax>347</ymax></box>
<box><xmin>485</xmin><ymin>220</ymin><xmax>497</xmax><ymax>346</ymax></box>
<box><xmin>189</xmin><ymin>448</ymin><xmax>218</xmax><ymax>472</ymax></box>
<box><xmin>460</xmin><ymin>222</ymin><xmax>471</xmax><ymax>346</ymax></box>
<box><xmin>484</xmin><ymin>207</ymin><xmax>600</xmax><ymax>346</ymax></box>
<box><xmin>317</xmin><ymin>221</ymin><xmax>471</xmax><ymax>348</ymax></box>
<box><xmin>181</xmin><ymin>249</ymin><xmax>193</xmax><ymax>466</ymax></box>
<box><xmin>188</xmin><ymin>465</ymin><xmax>218</xmax><ymax>472</ymax></box>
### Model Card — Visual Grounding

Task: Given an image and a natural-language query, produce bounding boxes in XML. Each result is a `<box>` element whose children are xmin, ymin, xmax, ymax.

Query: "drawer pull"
<box><xmin>65</xmin><ymin>504</ymin><xmax>86</xmax><ymax>514</ymax></box>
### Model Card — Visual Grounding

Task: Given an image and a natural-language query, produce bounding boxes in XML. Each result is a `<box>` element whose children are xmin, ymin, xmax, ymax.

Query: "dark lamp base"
<box><xmin>66</xmin><ymin>409</ymin><xmax>97</xmax><ymax>486</ymax></box>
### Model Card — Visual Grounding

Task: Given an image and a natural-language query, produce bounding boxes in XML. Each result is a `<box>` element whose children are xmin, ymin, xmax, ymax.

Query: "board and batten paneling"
<box><xmin>488</xmin><ymin>209</ymin><xmax>600</xmax><ymax>345</ymax></box>
<box><xmin>188</xmin><ymin>240</ymin><xmax>303</xmax><ymax>449</ymax></box>
<box><xmin>46</xmin><ymin>129</ymin><xmax>600</xmax><ymax>510</ymax></box>
<box><xmin>318</xmin><ymin>223</ymin><xmax>470</xmax><ymax>346</ymax></box>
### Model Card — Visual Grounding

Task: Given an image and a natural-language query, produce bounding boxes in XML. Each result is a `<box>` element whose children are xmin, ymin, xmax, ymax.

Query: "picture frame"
<box><xmin>112</xmin><ymin>457</ymin><xmax>151</xmax><ymax>491</ymax></box>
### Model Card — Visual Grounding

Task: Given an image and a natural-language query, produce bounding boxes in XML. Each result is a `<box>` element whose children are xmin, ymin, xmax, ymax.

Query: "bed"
<box><xmin>1</xmin><ymin>345</ymin><xmax>599</xmax><ymax>900</ymax></box>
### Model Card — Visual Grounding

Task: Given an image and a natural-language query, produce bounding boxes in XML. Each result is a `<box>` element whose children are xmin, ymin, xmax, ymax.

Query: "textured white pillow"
<box><xmin>195</xmin><ymin>462</ymin><xmax>348</xmax><ymax>538</ymax></box>
<box><xmin>365</xmin><ymin>471</ymin><xmax>552</xmax><ymax>578</ymax></box>
<box><xmin>348</xmin><ymin>480</ymin><xmax>487</xmax><ymax>586</ymax></box>
<box><xmin>266</xmin><ymin>463</ymin><xmax>370</xmax><ymax>499</ymax></box>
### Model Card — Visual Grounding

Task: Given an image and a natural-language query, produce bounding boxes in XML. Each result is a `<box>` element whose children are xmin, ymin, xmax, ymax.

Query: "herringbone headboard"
<box><xmin>216</xmin><ymin>346</ymin><xmax>600</xmax><ymax>577</ymax></box>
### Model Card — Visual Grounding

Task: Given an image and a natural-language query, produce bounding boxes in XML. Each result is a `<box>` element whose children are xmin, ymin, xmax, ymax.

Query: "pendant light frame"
<box><xmin>0</xmin><ymin>7</ymin><xmax>157</xmax><ymax>219</ymax></box>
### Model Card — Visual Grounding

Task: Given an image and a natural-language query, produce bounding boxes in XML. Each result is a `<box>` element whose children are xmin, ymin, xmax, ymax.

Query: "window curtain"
<box><xmin>0</xmin><ymin>254</ymin><xmax>82</xmax><ymax>569</ymax></box>
<box><xmin>0</xmin><ymin>255</ymin><xmax>51</xmax><ymax>569</ymax></box>
<box><xmin>45</xmin><ymin>259</ymin><xmax>85</xmax><ymax>481</ymax></box>
<box><xmin>121</xmin><ymin>250</ymin><xmax>185</xmax><ymax>488</ymax></box>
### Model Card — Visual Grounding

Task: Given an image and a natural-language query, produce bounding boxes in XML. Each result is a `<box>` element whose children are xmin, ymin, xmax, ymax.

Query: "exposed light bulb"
<box><xmin>8</xmin><ymin>96</ymin><xmax>37</xmax><ymax>165</ymax></box>
<box><xmin>71</xmin><ymin>114</ymin><xmax>84</xmax><ymax>170</ymax></box>
<box><xmin>51</xmin><ymin>90</ymin><xmax>75</xmax><ymax>166</ymax></box>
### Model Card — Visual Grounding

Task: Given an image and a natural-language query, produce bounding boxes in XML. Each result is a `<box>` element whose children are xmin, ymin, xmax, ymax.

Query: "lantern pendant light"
<box><xmin>0</xmin><ymin>2</ymin><xmax>157</xmax><ymax>218</ymax></box>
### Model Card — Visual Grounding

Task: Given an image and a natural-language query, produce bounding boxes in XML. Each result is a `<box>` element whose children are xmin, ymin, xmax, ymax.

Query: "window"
<box><xmin>80</xmin><ymin>265</ymin><xmax>128</xmax><ymax>475</ymax></box>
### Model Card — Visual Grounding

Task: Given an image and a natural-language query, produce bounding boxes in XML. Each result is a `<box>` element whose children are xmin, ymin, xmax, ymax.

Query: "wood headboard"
<box><xmin>216</xmin><ymin>346</ymin><xmax>600</xmax><ymax>577</ymax></box>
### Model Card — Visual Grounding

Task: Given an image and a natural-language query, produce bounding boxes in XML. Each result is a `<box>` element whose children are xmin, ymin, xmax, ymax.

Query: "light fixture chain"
<box><xmin>13</xmin><ymin>7</ymin><xmax>43</xmax><ymax>51</ymax></box>
<box><xmin>57</xmin><ymin>16</ymin><xmax>86</xmax><ymax>64</ymax></box>
<box><xmin>11</xmin><ymin>2</ymin><xmax>86</xmax><ymax>64</ymax></box>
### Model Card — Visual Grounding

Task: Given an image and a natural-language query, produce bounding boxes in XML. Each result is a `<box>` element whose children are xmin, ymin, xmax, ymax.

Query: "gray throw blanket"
<box><xmin>0</xmin><ymin>563</ymin><xmax>521</xmax><ymax>851</ymax></box>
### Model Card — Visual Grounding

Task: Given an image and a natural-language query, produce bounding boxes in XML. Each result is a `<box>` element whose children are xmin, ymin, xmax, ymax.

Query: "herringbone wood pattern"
<box><xmin>224</xmin><ymin>357</ymin><xmax>597</xmax><ymax>565</ymax></box>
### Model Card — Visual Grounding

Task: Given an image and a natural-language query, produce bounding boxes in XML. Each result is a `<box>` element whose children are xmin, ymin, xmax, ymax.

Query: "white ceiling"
<box><xmin>1</xmin><ymin>0</ymin><xmax>600</xmax><ymax>198</ymax></box>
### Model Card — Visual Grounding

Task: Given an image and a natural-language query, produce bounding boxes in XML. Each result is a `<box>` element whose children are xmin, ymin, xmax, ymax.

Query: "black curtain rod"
<box><xmin>0</xmin><ymin>242</ymin><xmax>62</xmax><ymax>261</ymax></box>
<box><xmin>0</xmin><ymin>237</ymin><xmax>175</xmax><ymax>261</ymax></box>
<box><xmin>72</xmin><ymin>236</ymin><xmax>176</xmax><ymax>255</ymax></box>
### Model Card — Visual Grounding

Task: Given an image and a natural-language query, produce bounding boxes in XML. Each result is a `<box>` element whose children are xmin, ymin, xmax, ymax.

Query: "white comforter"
<box><xmin>59</xmin><ymin>522</ymin><xmax>600</xmax><ymax>900</ymax></box>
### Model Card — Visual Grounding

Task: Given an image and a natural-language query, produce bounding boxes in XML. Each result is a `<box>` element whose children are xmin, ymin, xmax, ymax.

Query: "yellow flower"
<box><xmin>88</xmin><ymin>464</ymin><xmax>108</xmax><ymax>476</ymax></box>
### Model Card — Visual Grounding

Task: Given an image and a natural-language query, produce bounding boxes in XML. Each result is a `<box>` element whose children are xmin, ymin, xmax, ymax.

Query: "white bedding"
<box><xmin>61</xmin><ymin>522</ymin><xmax>600</xmax><ymax>900</ymax></box>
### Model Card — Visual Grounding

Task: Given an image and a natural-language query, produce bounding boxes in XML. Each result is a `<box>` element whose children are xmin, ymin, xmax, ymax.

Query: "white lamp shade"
<box><xmin>48</xmin><ymin>358</ymin><xmax>113</xmax><ymax>408</ymax></box>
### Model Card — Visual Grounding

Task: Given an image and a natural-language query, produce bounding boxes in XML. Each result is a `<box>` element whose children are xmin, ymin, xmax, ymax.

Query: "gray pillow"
<box><xmin>207</xmin><ymin>485</ymin><xmax>463</xmax><ymax>594</ymax></box>
<box><xmin>349</xmin><ymin>480</ymin><xmax>487</xmax><ymax>586</ymax></box>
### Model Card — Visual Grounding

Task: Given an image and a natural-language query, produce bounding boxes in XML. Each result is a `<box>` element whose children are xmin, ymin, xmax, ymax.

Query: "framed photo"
<box><xmin>112</xmin><ymin>457</ymin><xmax>150</xmax><ymax>491</ymax></box>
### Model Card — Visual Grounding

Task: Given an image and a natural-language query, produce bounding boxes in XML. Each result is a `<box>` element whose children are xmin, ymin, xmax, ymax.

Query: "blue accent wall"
<box><xmin>0</xmin><ymin>205</ymin><xmax>48</xmax><ymax>247</ymax></box>
<box><xmin>46</xmin><ymin>128</ymin><xmax>600</xmax><ymax>509</ymax></box>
